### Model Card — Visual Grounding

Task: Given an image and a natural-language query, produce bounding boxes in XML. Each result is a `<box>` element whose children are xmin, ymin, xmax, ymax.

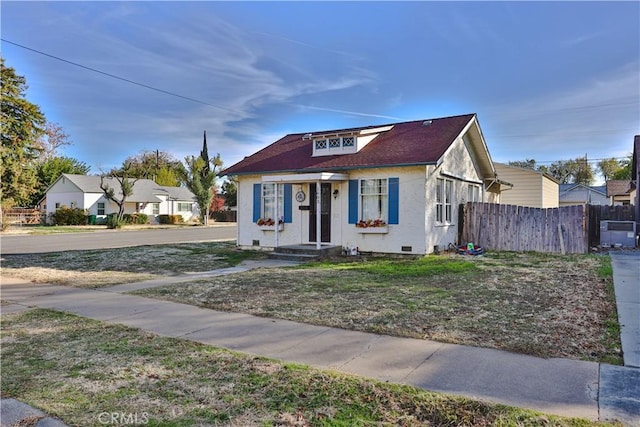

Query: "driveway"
<box><xmin>0</xmin><ymin>225</ymin><xmax>237</xmax><ymax>255</ymax></box>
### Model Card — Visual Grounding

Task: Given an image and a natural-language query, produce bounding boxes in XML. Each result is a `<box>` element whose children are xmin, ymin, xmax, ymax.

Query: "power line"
<box><xmin>1</xmin><ymin>38</ymin><xmax>243</xmax><ymax>115</ymax></box>
<box><xmin>507</xmin><ymin>156</ymin><xmax>630</xmax><ymax>165</ymax></box>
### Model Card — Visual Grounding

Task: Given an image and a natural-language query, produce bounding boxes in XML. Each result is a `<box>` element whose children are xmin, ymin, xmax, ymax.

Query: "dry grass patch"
<box><xmin>1</xmin><ymin>309</ymin><xmax>615</xmax><ymax>426</ymax></box>
<box><xmin>0</xmin><ymin>267</ymin><xmax>157</xmax><ymax>288</ymax></box>
<box><xmin>136</xmin><ymin>252</ymin><xmax>621</xmax><ymax>363</ymax></box>
<box><xmin>1</xmin><ymin>241</ymin><xmax>266</xmax><ymax>288</ymax></box>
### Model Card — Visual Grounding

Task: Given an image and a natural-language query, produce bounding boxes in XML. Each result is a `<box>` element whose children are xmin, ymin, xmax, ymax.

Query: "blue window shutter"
<box><xmin>283</xmin><ymin>183</ymin><xmax>292</xmax><ymax>223</ymax></box>
<box><xmin>388</xmin><ymin>177</ymin><xmax>399</xmax><ymax>224</ymax></box>
<box><xmin>253</xmin><ymin>183</ymin><xmax>261</xmax><ymax>222</ymax></box>
<box><xmin>348</xmin><ymin>179</ymin><xmax>358</xmax><ymax>224</ymax></box>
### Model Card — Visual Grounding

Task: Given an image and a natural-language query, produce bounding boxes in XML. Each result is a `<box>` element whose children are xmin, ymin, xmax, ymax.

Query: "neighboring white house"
<box><xmin>494</xmin><ymin>163</ymin><xmax>559</xmax><ymax>208</ymax></box>
<box><xmin>559</xmin><ymin>184</ymin><xmax>608</xmax><ymax>206</ymax></box>
<box><xmin>221</xmin><ymin>113</ymin><xmax>510</xmax><ymax>255</ymax></box>
<box><xmin>41</xmin><ymin>174</ymin><xmax>198</xmax><ymax>223</ymax></box>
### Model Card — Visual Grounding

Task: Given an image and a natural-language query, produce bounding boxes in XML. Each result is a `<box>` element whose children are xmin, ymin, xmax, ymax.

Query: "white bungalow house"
<box><xmin>222</xmin><ymin>113</ymin><xmax>509</xmax><ymax>255</ymax></box>
<box><xmin>41</xmin><ymin>174</ymin><xmax>198</xmax><ymax>224</ymax></box>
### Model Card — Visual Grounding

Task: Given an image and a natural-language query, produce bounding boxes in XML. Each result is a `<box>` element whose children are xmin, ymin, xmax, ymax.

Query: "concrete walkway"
<box><xmin>601</xmin><ymin>252</ymin><xmax>640</xmax><ymax>425</ymax></box>
<box><xmin>1</xmin><ymin>256</ymin><xmax>638</xmax><ymax>424</ymax></box>
<box><xmin>610</xmin><ymin>253</ymin><xmax>640</xmax><ymax>368</ymax></box>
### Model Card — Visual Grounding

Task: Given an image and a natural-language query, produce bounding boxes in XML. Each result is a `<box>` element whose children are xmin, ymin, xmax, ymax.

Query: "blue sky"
<box><xmin>2</xmin><ymin>1</ymin><xmax>639</xmax><ymax>181</ymax></box>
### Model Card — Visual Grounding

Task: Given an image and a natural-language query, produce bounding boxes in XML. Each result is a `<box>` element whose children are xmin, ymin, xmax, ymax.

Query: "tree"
<box><xmin>118</xmin><ymin>150</ymin><xmax>184</xmax><ymax>184</ymax></box>
<box><xmin>567</xmin><ymin>156</ymin><xmax>594</xmax><ymax>185</ymax></box>
<box><xmin>35</xmin><ymin>122</ymin><xmax>72</xmax><ymax>160</ymax></box>
<box><xmin>544</xmin><ymin>156</ymin><xmax>594</xmax><ymax>185</ymax></box>
<box><xmin>508</xmin><ymin>159</ymin><xmax>538</xmax><ymax>170</ymax></box>
<box><xmin>209</xmin><ymin>186</ymin><xmax>226</xmax><ymax>213</ymax></box>
<box><xmin>599</xmin><ymin>155</ymin><xmax>631</xmax><ymax>181</ymax></box>
<box><xmin>155</xmin><ymin>166</ymin><xmax>181</xmax><ymax>187</ymax></box>
<box><xmin>1</xmin><ymin>57</ymin><xmax>46</xmax><ymax>208</ymax></box>
<box><xmin>99</xmin><ymin>165</ymin><xmax>140</xmax><ymax>225</ymax></box>
<box><xmin>221</xmin><ymin>178</ymin><xmax>237</xmax><ymax>208</ymax></box>
<box><xmin>179</xmin><ymin>131</ymin><xmax>222</xmax><ymax>224</ymax></box>
<box><xmin>31</xmin><ymin>156</ymin><xmax>90</xmax><ymax>206</ymax></box>
<box><xmin>612</xmin><ymin>155</ymin><xmax>632</xmax><ymax>180</ymax></box>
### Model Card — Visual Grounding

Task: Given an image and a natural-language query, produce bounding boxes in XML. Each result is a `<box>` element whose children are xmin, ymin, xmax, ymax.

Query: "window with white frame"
<box><xmin>436</xmin><ymin>178</ymin><xmax>454</xmax><ymax>223</ymax></box>
<box><xmin>152</xmin><ymin>203</ymin><xmax>159</xmax><ymax>215</ymax></box>
<box><xmin>342</xmin><ymin>136</ymin><xmax>355</xmax><ymax>147</ymax></box>
<box><xmin>468</xmin><ymin>184</ymin><xmax>480</xmax><ymax>203</ymax></box>
<box><xmin>97</xmin><ymin>202</ymin><xmax>105</xmax><ymax>215</ymax></box>
<box><xmin>329</xmin><ymin>137</ymin><xmax>341</xmax><ymax>148</ymax></box>
<box><xmin>262</xmin><ymin>183</ymin><xmax>284</xmax><ymax>221</ymax></box>
<box><xmin>360</xmin><ymin>179</ymin><xmax>388</xmax><ymax>221</ymax></box>
<box><xmin>177</xmin><ymin>203</ymin><xmax>193</xmax><ymax>212</ymax></box>
<box><xmin>315</xmin><ymin>139</ymin><xmax>327</xmax><ymax>150</ymax></box>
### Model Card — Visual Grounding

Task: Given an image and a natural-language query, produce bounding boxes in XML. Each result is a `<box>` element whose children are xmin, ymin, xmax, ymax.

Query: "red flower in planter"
<box><xmin>356</xmin><ymin>219</ymin><xmax>386</xmax><ymax>228</ymax></box>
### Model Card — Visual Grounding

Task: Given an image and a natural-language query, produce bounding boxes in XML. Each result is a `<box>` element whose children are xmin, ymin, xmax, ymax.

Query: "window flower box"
<box><xmin>356</xmin><ymin>226</ymin><xmax>388</xmax><ymax>234</ymax></box>
<box><xmin>355</xmin><ymin>219</ymin><xmax>388</xmax><ymax>233</ymax></box>
<box><xmin>259</xmin><ymin>224</ymin><xmax>284</xmax><ymax>231</ymax></box>
<box><xmin>257</xmin><ymin>218</ymin><xmax>284</xmax><ymax>231</ymax></box>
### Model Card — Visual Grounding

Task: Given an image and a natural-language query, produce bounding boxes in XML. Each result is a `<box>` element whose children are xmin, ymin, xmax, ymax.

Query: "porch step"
<box><xmin>267</xmin><ymin>244</ymin><xmax>342</xmax><ymax>262</ymax></box>
<box><xmin>267</xmin><ymin>252</ymin><xmax>320</xmax><ymax>262</ymax></box>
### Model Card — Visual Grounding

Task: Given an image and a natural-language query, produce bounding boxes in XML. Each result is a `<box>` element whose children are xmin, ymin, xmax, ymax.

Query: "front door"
<box><xmin>309</xmin><ymin>183</ymin><xmax>331</xmax><ymax>243</ymax></box>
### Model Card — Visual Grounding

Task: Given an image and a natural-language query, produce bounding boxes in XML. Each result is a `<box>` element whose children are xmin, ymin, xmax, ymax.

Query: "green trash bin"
<box><xmin>89</xmin><ymin>215</ymin><xmax>97</xmax><ymax>225</ymax></box>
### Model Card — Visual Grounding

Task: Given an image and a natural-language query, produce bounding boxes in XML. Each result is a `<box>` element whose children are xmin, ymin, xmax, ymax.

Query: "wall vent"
<box><xmin>401</xmin><ymin>246</ymin><xmax>413</xmax><ymax>252</ymax></box>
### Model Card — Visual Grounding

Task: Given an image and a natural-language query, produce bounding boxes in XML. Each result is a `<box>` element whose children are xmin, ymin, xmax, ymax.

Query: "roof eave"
<box><xmin>222</xmin><ymin>161</ymin><xmax>438</xmax><ymax>177</ymax></box>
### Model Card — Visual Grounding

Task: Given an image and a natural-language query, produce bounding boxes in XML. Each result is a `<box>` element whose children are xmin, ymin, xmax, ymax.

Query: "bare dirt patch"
<box><xmin>136</xmin><ymin>252</ymin><xmax>621</xmax><ymax>363</ymax></box>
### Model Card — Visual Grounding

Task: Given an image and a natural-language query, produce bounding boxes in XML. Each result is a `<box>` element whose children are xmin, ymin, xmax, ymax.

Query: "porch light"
<box><xmin>333</xmin><ymin>189</ymin><xmax>339</xmax><ymax>199</ymax></box>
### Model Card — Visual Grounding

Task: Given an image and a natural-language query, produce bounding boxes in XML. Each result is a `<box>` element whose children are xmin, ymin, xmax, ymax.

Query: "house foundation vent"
<box><xmin>252</xmin><ymin>240</ymin><xmax>260</xmax><ymax>246</ymax></box>
<box><xmin>401</xmin><ymin>246</ymin><xmax>412</xmax><ymax>252</ymax></box>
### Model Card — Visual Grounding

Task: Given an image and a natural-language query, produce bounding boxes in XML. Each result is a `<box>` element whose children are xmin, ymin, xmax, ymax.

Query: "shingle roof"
<box><xmin>559</xmin><ymin>184</ymin><xmax>606</xmax><ymax>195</ymax></box>
<box><xmin>606</xmin><ymin>180</ymin><xmax>633</xmax><ymax>197</ymax></box>
<box><xmin>61</xmin><ymin>174</ymin><xmax>195</xmax><ymax>202</ymax></box>
<box><xmin>222</xmin><ymin>114</ymin><xmax>476</xmax><ymax>175</ymax></box>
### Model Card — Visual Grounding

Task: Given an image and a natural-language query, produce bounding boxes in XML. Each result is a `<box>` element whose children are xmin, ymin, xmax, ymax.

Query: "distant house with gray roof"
<box><xmin>558</xmin><ymin>184</ymin><xmax>607</xmax><ymax>206</ymax></box>
<box><xmin>41</xmin><ymin>174</ymin><xmax>198</xmax><ymax>224</ymax></box>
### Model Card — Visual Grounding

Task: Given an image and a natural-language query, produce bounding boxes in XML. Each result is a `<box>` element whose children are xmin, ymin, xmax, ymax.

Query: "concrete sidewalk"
<box><xmin>610</xmin><ymin>253</ymin><xmax>640</xmax><ymax>368</ymax></box>
<box><xmin>602</xmin><ymin>252</ymin><xmax>640</xmax><ymax>426</ymax></box>
<box><xmin>2</xmin><ymin>277</ymin><xmax>600</xmax><ymax>421</ymax></box>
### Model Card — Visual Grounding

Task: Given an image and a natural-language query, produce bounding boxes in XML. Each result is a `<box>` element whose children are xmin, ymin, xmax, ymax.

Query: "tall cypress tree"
<box><xmin>179</xmin><ymin>131</ymin><xmax>222</xmax><ymax>224</ymax></box>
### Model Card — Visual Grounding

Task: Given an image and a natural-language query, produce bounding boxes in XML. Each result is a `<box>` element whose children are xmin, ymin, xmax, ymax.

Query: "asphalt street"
<box><xmin>0</xmin><ymin>225</ymin><xmax>237</xmax><ymax>255</ymax></box>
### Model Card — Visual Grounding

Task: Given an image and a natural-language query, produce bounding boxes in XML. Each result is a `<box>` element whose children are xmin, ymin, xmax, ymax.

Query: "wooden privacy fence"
<box><xmin>459</xmin><ymin>203</ymin><xmax>588</xmax><ymax>254</ymax></box>
<box><xmin>2</xmin><ymin>208</ymin><xmax>41</xmax><ymax>226</ymax></box>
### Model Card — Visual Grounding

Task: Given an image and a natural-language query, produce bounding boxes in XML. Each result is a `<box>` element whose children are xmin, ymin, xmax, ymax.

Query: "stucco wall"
<box><xmin>424</xmin><ymin>135</ymin><xmax>486</xmax><ymax>251</ymax></box>
<box><xmin>343</xmin><ymin>166</ymin><xmax>428</xmax><ymax>254</ymax></box>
